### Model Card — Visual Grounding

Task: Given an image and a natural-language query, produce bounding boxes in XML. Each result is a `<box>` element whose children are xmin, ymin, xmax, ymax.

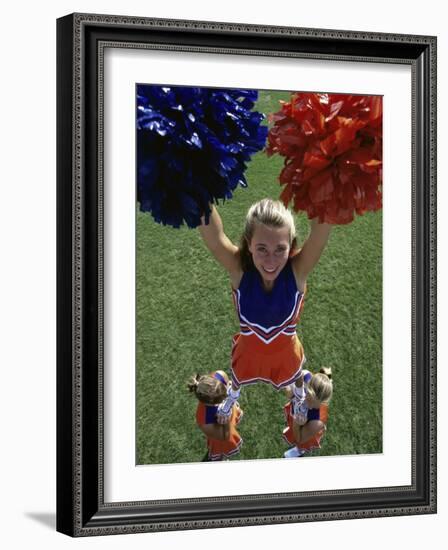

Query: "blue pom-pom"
<box><xmin>137</xmin><ymin>85</ymin><xmax>268</xmax><ymax>228</ymax></box>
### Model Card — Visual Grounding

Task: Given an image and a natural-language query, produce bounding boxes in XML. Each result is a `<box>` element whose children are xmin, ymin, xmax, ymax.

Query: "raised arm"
<box><xmin>199</xmin><ymin>206</ymin><xmax>242</xmax><ymax>281</ymax></box>
<box><xmin>292</xmin><ymin>218</ymin><xmax>332</xmax><ymax>290</ymax></box>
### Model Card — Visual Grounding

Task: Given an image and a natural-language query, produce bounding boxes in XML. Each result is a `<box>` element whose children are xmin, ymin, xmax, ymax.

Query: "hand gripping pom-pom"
<box><xmin>137</xmin><ymin>86</ymin><xmax>268</xmax><ymax>228</ymax></box>
<box><xmin>266</xmin><ymin>93</ymin><xmax>382</xmax><ymax>225</ymax></box>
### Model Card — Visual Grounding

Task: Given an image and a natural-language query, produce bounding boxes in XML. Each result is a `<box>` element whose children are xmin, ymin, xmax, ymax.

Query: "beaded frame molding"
<box><xmin>56</xmin><ymin>13</ymin><xmax>436</xmax><ymax>537</ymax></box>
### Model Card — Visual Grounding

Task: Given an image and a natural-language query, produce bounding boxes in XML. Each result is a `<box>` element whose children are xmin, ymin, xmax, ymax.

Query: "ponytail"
<box><xmin>187</xmin><ymin>374</ymin><xmax>201</xmax><ymax>394</ymax></box>
<box><xmin>319</xmin><ymin>366</ymin><xmax>332</xmax><ymax>380</ymax></box>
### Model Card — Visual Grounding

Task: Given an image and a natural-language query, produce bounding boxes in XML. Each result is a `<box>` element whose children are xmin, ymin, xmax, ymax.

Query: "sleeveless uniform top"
<box><xmin>232</xmin><ymin>260</ymin><xmax>304</xmax><ymax>344</ymax></box>
<box><xmin>230</xmin><ymin>260</ymin><xmax>306</xmax><ymax>389</ymax></box>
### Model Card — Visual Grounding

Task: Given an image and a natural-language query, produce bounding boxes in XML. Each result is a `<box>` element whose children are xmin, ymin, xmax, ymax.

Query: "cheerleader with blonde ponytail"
<box><xmin>282</xmin><ymin>367</ymin><xmax>333</xmax><ymax>458</ymax></box>
<box><xmin>188</xmin><ymin>370</ymin><xmax>243</xmax><ymax>462</ymax></box>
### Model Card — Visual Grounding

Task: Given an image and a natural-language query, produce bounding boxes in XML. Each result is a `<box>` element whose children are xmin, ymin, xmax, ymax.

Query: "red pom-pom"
<box><xmin>266</xmin><ymin>93</ymin><xmax>382</xmax><ymax>224</ymax></box>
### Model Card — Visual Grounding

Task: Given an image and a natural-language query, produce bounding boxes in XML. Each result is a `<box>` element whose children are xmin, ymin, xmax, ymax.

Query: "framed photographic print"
<box><xmin>56</xmin><ymin>13</ymin><xmax>437</xmax><ymax>537</ymax></box>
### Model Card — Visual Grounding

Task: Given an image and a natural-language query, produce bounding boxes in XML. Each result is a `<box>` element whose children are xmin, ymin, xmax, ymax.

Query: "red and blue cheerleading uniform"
<box><xmin>195</xmin><ymin>372</ymin><xmax>243</xmax><ymax>461</ymax></box>
<box><xmin>282</xmin><ymin>371</ymin><xmax>329</xmax><ymax>452</ymax></box>
<box><xmin>231</xmin><ymin>260</ymin><xmax>306</xmax><ymax>389</ymax></box>
<box><xmin>196</xmin><ymin>403</ymin><xmax>243</xmax><ymax>461</ymax></box>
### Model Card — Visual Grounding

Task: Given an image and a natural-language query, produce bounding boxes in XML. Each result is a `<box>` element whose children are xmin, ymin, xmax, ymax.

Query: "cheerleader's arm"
<box><xmin>199</xmin><ymin>422</ymin><xmax>231</xmax><ymax>441</ymax></box>
<box><xmin>292</xmin><ymin>218</ymin><xmax>332</xmax><ymax>289</ymax></box>
<box><xmin>198</xmin><ymin>206</ymin><xmax>242</xmax><ymax>278</ymax></box>
<box><xmin>293</xmin><ymin>419</ymin><xmax>326</xmax><ymax>444</ymax></box>
<box><xmin>284</xmin><ymin>386</ymin><xmax>294</xmax><ymax>400</ymax></box>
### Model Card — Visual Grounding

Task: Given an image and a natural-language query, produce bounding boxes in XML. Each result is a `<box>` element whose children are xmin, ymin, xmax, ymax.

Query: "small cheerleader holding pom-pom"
<box><xmin>282</xmin><ymin>367</ymin><xmax>333</xmax><ymax>458</ymax></box>
<box><xmin>188</xmin><ymin>370</ymin><xmax>243</xmax><ymax>462</ymax></box>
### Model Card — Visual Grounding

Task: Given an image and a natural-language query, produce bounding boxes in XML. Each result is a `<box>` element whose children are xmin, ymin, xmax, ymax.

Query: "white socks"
<box><xmin>284</xmin><ymin>447</ymin><xmax>305</xmax><ymax>458</ymax></box>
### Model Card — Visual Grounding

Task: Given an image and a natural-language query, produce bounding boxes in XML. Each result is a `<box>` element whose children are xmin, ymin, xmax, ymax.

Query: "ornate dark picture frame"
<box><xmin>56</xmin><ymin>13</ymin><xmax>437</xmax><ymax>537</ymax></box>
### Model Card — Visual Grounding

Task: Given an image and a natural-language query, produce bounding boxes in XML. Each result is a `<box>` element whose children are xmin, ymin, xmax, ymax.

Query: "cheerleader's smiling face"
<box><xmin>248</xmin><ymin>223</ymin><xmax>291</xmax><ymax>290</ymax></box>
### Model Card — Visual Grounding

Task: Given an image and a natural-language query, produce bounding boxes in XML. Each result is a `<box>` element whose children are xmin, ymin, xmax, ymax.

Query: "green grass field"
<box><xmin>136</xmin><ymin>90</ymin><xmax>382</xmax><ymax>464</ymax></box>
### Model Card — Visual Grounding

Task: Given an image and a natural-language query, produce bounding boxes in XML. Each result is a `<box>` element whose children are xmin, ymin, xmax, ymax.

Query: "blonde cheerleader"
<box><xmin>199</xmin><ymin>199</ymin><xmax>331</xmax><ymax>422</ymax></box>
<box><xmin>282</xmin><ymin>367</ymin><xmax>333</xmax><ymax>458</ymax></box>
<box><xmin>188</xmin><ymin>370</ymin><xmax>243</xmax><ymax>461</ymax></box>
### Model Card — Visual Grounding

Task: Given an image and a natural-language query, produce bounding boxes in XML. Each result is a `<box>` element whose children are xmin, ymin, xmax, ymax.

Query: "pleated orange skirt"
<box><xmin>231</xmin><ymin>332</ymin><xmax>305</xmax><ymax>389</ymax></box>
